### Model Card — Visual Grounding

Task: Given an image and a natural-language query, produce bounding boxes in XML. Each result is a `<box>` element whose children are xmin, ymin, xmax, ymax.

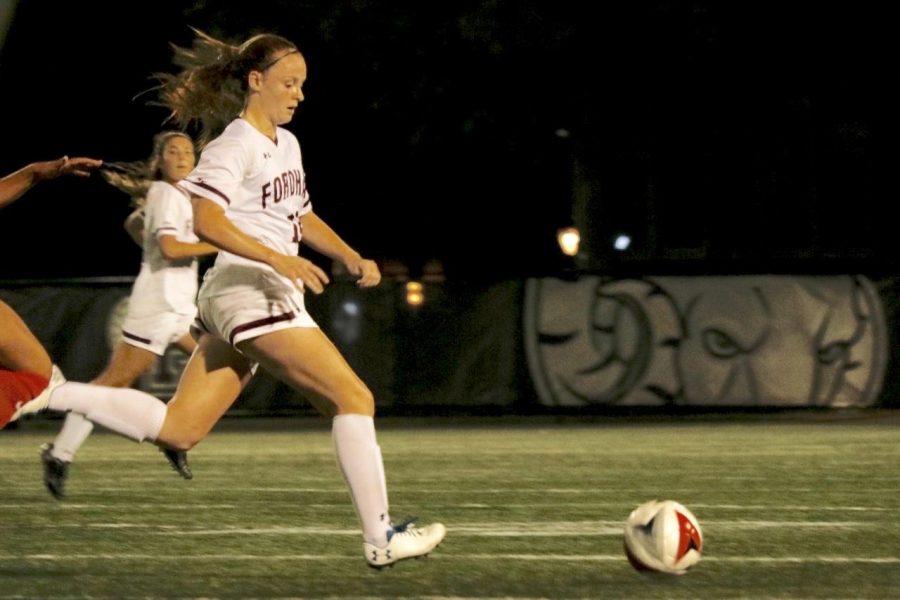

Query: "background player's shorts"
<box><xmin>194</xmin><ymin>265</ymin><xmax>318</xmax><ymax>348</ymax></box>
<box><xmin>121</xmin><ymin>310</ymin><xmax>196</xmax><ymax>356</ymax></box>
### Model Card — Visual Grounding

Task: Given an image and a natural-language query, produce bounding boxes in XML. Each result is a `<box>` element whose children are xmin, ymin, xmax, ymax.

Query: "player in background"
<box><xmin>154</xmin><ymin>29</ymin><xmax>445</xmax><ymax>567</ymax></box>
<box><xmin>1</xmin><ymin>156</ymin><xmax>178</xmax><ymax>446</ymax></box>
<box><xmin>41</xmin><ymin>132</ymin><xmax>219</xmax><ymax>499</ymax></box>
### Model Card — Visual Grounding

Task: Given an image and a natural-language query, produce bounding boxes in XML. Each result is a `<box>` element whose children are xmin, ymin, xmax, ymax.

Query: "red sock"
<box><xmin>0</xmin><ymin>370</ymin><xmax>50</xmax><ymax>427</ymax></box>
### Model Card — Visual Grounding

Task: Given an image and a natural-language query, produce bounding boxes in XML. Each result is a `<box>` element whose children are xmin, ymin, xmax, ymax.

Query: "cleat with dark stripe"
<box><xmin>40</xmin><ymin>443</ymin><xmax>69</xmax><ymax>500</ymax></box>
<box><xmin>161</xmin><ymin>448</ymin><xmax>192</xmax><ymax>480</ymax></box>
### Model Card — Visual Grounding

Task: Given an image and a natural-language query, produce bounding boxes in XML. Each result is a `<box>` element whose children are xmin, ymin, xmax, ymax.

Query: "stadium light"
<box><xmin>557</xmin><ymin>226</ymin><xmax>580</xmax><ymax>257</ymax></box>
<box><xmin>405</xmin><ymin>281</ymin><xmax>424</xmax><ymax>307</ymax></box>
<box><xmin>614</xmin><ymin>234</ymin><xmax>631</xmax><ymax>251</ymax></box>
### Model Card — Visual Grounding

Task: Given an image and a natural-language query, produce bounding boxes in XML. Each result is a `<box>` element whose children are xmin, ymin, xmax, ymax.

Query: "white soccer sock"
<box><xmin>374</xmin><ymin>444</ymin><xmax>389</xmax><ymax>511</ymax></box>
<box><xmin>332</xmin><ymin>414</ymin><xmax>392</xmax><ymax>547</ymax></box>
<box><xmin>48</xmin><ymin>382</ymin><xmax>166</xmax><ymax>443</ymax></box>
<box><xmin>51</xmin><ymin>412</ymin><xmax>95</xmax><ymax>462</ymax></box>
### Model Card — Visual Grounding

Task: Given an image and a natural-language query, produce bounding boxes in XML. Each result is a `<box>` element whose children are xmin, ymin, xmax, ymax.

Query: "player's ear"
<box><xmin>247</xmin><ymin>70</ymin><xmax>264</xmax><ymax>92</ymax></box>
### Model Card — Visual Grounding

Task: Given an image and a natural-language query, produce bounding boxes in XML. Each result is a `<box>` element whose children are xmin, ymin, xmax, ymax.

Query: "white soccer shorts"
<box><xmin>121</xmin><ymin>310</ymin><xmax>196</xmax><ymax>356</ymax></box>
<box><xmin>194</xmin><ymin>265</ymin><xmax>318</xmax><ymax>348</ymax></box>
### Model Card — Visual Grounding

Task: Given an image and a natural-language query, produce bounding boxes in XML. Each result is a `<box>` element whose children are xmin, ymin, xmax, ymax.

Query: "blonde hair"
<box><xmin>155</xmin><ymin>28</ymin><xmax>300</xmax><ymax>146</ymax></box>
<box><xmin>101</xmin><ymin>131</ymin><xmax>194</xmax><ymax>207</ymax></box>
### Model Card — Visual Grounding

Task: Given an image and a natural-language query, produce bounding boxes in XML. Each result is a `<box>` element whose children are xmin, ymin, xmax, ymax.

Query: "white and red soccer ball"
<box><xmin>623</xmin><ymin>500</ymin><xmax>703</xmax><ymax>575</ymax></box>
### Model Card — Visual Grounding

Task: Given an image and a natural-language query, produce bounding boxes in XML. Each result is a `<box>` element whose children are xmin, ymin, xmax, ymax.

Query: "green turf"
<box><xmin>2</xmin><ymin>415</ymin><xmax>899</xmax><ymax>598</ymax></box>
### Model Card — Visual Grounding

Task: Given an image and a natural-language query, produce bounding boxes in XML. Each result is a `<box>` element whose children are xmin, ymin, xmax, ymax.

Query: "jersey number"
<box><xmin>287</xmin><ymin>211</ymin><xmax>301</xmax><ymax>243</ymax></box>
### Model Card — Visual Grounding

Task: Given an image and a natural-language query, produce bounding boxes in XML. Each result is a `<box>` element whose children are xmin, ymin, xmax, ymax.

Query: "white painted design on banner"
<box><xmin>524</xmin><ymin>275</ymin><xmax>887</xmax><ymax>406</ymax></box>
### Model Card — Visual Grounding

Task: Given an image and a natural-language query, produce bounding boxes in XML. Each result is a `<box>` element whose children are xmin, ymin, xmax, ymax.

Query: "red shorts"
<box><xmin>0</xmin><ymin>369</ymin><xmax>50</xmax><ymax>428</ymax></box>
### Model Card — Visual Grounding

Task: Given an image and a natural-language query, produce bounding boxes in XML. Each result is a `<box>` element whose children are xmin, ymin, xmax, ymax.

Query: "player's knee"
<box><xmin>343</xmin><ymin>384</ymin><xmax>375</xmax><ymax>416</ymax></box>
<box><xmin>158</xmin><ymin>420</ymin><xmax>207</xmax><ymax>451</ymax></box>
<box><xmin>91</xmin><ymin>371</ymin><xmax>134</xmax><ymax>388</ymax></box>
<box><xmin>164</xmin><ymin>433</ymin><xmax>202</xmax><ymax>452</ymax></box>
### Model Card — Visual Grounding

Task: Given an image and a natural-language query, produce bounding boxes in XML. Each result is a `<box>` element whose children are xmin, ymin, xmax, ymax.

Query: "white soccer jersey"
<box><xmin>179</xmin><ymin>119</ymin><xmax>312</xmax><ymax>282</ymax></box>
<box><xmin>127</xmin><ymin>180</ymin><xmax>200</xmax><ymax>318</ymax></box>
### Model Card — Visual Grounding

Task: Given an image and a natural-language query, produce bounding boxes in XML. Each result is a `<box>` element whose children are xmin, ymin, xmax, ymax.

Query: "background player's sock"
<box><xmin>50</xmin><ymin>412</ymin><xmax>95</xmax><ymax>462</ymax></box>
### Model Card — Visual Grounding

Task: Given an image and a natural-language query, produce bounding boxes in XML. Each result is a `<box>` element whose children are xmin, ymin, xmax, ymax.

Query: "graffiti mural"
<box><xmin>524</xmin><ymin>276</ymin><xmax>888</xmax><ymax>407</ymax></box>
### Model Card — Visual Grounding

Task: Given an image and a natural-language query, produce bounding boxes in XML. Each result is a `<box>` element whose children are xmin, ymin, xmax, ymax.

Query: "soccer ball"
<box><xmin>623</xmin><ymin>500</ymin><xmax>703</xmax><ymax>575</ymax></box>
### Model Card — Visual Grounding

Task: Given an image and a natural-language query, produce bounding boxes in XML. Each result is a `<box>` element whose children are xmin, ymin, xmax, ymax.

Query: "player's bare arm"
<box><xmin>0</xmin><ymin>156</ymin><xmax>102</xmax><ymax>209</ymax></box>
<box><xmin>192</xmin><ymin>196</ymin><xmax>329</xmax><ymax>293</ymax></box>
<box><xmin>300</xmin><ymin>211</ymin><xmax>381</xmax><ymax>288</ymax></box>
<box><xmin>157</xmin><ymin>235</ymin><xmax>219</xmax><ymax>261</ymax></box>
<box><xmin>123</xmin><ymin>208</ymin><xmax>146</xmax><ymax>246</ymax></box>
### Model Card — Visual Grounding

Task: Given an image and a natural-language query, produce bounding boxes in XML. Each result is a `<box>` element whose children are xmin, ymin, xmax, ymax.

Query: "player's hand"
<box><xmin>346</xmin><ymin>256</ymin><xmax>381</xmax><ymax>288</ymax></box>
<box><xmin>60</xmin><ymin>157</ymin><xmax>103</xmax><ymax>177</ymax></box>
<box><xmin>268</xmin><ymin>253</ymin><xmax>330</xmax><ymax>294</ymax></box>
<box><xmin>35</xmin><ymin>156</ymin><xmax>103</xmax><ymax>181</ymax></box>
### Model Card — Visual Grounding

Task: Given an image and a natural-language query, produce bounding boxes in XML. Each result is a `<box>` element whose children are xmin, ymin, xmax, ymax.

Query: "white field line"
<box><xmin>0</xmin><ymin>553</ymin><xmax>897</xmax><ymax>564</ymax></box>
<box><xmin>0</xmin><ymin>597</ymin><xmax>887</xmax><ymax>600</ymax></box>
<box><xmin>0</xmin><ymin>596</ymin><xmax>883</xmax><ymax>600</ymax></box>
<box><xmin>448</xmin><ymin>503</ymin><xmax>887</xmax><ymax>511</ymax></box>
<box><xmin>244</xmin><ymin>487</ymin><xmax>886</xmax><ymax>493</ymax></box>
<box><xmin>0</xmin><ymin>502</ymin><xmax>888</xmax><ymax>512</ymax></box>
<box><xmin>15</xmin><ymin>520</ymin><xmax>877</xmax><ymax>536</ymax></box>
<box><xmin>5</xmin><ymin>486</ymin><xmax>899</xmax><ymax>496</ymax></box>
<box><xmin>0</xmin><ymin>503</ymin><xmax>238</xmax><ymax>509</ymax></box>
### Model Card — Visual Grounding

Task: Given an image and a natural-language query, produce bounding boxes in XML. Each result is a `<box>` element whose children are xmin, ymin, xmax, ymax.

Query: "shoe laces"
<box><xmin>387</xmin><ymin>516</ymin><xmax>421</xmax><ymax>541</ymax></box>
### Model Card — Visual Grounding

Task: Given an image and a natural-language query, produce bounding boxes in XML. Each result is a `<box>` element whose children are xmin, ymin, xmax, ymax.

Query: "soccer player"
<box><xmin>151</xmin><ymin>29</ymin><xmax>445</xmax><ymax>567</ymax></box>
<box><xmin>41</xmin><ymin>132</ymin><xmax>219</xmax><ymax>498</ymax></box>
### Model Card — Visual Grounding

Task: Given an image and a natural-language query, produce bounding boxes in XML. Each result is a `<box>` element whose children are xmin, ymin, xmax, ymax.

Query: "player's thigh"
<box><xmin>92</xmin><ymin>342</ymin><xmax>158</xmax><ymax>387</ymax></box>
<box><xmin>157</xmin><ymin>333</ymin><xmax>254</xmax><ymax>446</ymax></box>
<box><xmin>240</xmin><ymin>327</ymin><xmax>372</xmax><ymax>415</ymax></box>
<box><xmin>0</xmin><ymin>300</ymin><xmax>52</xmax><ymax>377</ymax></box>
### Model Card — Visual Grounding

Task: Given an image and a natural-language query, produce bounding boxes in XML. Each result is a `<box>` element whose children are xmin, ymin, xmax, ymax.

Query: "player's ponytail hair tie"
<box><xmin>153</xmin><ymin>28</ymin><xmax>300</xmax><ymax>147</ymax></box>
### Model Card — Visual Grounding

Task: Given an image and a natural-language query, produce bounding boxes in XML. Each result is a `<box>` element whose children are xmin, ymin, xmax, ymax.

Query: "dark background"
<box><xmin>0</xmin><ymin>1</ymin><xmax>892</xmax><ymax>281</ymax></box>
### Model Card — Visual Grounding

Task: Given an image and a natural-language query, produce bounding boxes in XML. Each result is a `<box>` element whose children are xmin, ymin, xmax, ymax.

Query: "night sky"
<box><xmin>0</xmin><ymin>1</ymin><xmax>890</xmax><ymax>280</ymax></box>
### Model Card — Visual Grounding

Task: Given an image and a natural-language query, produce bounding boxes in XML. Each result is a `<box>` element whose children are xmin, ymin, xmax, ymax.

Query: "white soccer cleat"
<box><xmin>10</xmin><ymin>365</ymin><xmax>65</xmax><ymax>422</ymax></box>
<box><xmin>364</xmin><ymin>518</ymin><xmax>446</xmax><ymax>569</ymax></box>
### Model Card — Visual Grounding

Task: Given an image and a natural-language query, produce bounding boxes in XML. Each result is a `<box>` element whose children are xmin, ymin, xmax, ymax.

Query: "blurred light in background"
<box><xmin>333</xmin><ymin>297</ymin><xmax>361</xmax><ymax>344</ymax></box>
<box><xmin>613</xmin><ymin>233</ymin><xmax>632</xmax><ymax>251</ymax></box>
<box><xmin>556</xmin><ymin>226</ymin><xmax>580</xmax><ymax>257</ymax></box>
<box><xmin>406</xmin><ymin>281</ymin><xmax>424</xmax><ymax>307</ymax></box>
<box><xmin>340</xmin><ymin>300</ymin><xmax>360</xmax><ymax>316</ymax></box>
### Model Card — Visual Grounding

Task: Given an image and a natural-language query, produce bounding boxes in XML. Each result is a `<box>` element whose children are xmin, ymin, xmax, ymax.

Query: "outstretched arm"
<box><xmin>300</xmin><ymin>211</ymin><xmax>381</xmax><ymax>288</ymax></box>
<box><xmin>0</xmin><ymin>156</ymin><xmax>103</xmax><ymax>209</ymax></box>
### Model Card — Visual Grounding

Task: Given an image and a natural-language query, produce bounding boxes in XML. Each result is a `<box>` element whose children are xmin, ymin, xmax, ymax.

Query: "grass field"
<box><xmin>2</xmin><ymin>413</ymin><xmax>899</xmax><ymax>599</ymax></box>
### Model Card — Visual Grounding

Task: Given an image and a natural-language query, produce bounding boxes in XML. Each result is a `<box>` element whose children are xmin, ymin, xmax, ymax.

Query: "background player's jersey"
<box><xmin>128</xmin><ymin>180</ymin><xmax>199</xmax><ymax>317</ymax></box>
<box><xmin>179</xmin><ymin>119</ymin><xmax>312</xmax><ymax>283</ymax></box>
